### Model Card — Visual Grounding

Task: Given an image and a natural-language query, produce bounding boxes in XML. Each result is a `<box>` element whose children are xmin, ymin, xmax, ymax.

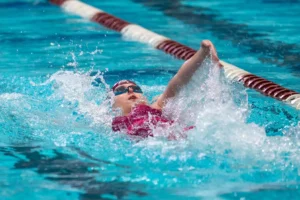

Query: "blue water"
<box><xmin>1</xmin><ymin>0</ymin><xmax>300</xmax><ymax>199</ymax></box>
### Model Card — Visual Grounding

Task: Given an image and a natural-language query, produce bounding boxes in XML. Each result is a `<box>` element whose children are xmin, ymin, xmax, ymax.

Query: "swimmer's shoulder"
<box><xmin>151</xmin><ymin>95</ymin><xmax>163</xmax><ymax>110</ymax></box>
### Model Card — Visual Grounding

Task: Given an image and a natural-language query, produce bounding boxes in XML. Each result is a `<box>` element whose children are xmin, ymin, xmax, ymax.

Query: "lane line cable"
<box><xmin>49</xmin><ymin>0</ymin><xmax>300</xmax><ymax>110</ymax></box>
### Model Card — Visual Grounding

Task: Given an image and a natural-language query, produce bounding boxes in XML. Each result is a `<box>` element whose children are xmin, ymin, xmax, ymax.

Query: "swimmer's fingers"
<box><xmin>200</xmin><ymin>40</ymin><xmax>222</xmax><ymax>67</ymax></box>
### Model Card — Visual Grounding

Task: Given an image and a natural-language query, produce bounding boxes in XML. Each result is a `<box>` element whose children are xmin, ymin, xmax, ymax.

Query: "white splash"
<box><xmin>47</xmin><ymin>70</ymin><xmax>112</xmax><ymax>126</ymax></box>
<box><xmin>136</xmin><ymin>58</ymin><xmax>300</xmax><ymax>167</ymax></box>
<box><xmin>39</xmin><ymin>60</ymin><xmax>300</xmax><ymax>168</ymax></box>
<box><xmin>0</xmin><ymin>93</ymin><xmax>23</xmax><ymax>100</ymax></box>
<box><xmin>89</xmin><ymin>48</ymin><xmax>103</xmax><ymax>55</ymax></box>
<box><xmin>67</xmin><ymin>52</ymin><xmax>78</xmax><ymax>68</ymax></box>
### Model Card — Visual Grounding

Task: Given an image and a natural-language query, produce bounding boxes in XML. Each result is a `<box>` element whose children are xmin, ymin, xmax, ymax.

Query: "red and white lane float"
<box><xmin>50</xmin><ymin>0</ymin><xmax>300</xmax><ymax>110</ymax></box>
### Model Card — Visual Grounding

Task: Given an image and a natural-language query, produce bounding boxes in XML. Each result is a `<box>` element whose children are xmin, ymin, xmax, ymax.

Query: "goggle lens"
<box><xmin>114</xmin><ymin>85</ymin><xmax>143</xmax><ymax>96</ymax></box>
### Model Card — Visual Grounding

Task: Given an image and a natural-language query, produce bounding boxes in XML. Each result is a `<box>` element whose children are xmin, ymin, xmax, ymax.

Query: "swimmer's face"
<box><xmin>113</xmin><ymin>83</ymin><xmax>147</xmax><ymax>115</ymax></box>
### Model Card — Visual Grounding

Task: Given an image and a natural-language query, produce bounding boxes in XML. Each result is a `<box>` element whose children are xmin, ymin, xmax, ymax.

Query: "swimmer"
<box><xmin>111</xmin><ymin>40</ymin><xmax>221</xmax><ymax>137</ymax></box>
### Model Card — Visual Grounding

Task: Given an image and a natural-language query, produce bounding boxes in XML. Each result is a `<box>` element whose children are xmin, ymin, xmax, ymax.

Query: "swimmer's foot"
<box><xmin>200</xmin><ymin>40</ymin><xmax>222</xmax><ymax>67</ymax></box>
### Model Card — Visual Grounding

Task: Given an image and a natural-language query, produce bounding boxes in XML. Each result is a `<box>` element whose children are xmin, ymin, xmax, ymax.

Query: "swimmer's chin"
<box><xmin>132</xmin><ymin>99</ymin><xmax>147</xmax><ymax>106</ymax></box>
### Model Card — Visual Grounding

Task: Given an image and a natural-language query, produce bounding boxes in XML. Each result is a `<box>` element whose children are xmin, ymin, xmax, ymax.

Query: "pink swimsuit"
<box><xmin>112</xmin><ymin>104</ymin><xmax>173</xmax><ymax>137</ymax></box>
<box><xmin>112</xmin><ymin>104</ymin><xmax>194</xmax><ymax>138</ymax></box>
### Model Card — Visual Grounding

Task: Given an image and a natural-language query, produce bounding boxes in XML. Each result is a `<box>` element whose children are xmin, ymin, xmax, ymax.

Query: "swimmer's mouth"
<box><xmin>128</xmin><ymin>95</ymin><xmax>137</xmax><ymax>100</ymax></box>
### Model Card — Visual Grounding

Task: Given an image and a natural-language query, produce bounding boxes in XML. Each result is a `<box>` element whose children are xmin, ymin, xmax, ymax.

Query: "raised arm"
<box><xmin>152</xmin><ymin>40</ymin><xmax>220</xmax><ymax>109</ymax></box>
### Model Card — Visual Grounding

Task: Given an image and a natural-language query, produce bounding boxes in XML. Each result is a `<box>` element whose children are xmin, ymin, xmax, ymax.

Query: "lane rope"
<box><xmin>50</xmin><ymin>0</ymin><xmax>300</xmax><ymax>110</ymax></box>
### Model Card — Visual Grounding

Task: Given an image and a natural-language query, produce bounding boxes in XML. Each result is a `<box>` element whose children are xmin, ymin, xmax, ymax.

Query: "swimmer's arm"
<box><xmin>153</xmin><ymin>40</ymin><xmax>219</xmax><ymax>109</ymax></box>
<box><xmin>151</xmin><ymin>95</ymin><xmax>163</xmax><ymax>110</ymax></box>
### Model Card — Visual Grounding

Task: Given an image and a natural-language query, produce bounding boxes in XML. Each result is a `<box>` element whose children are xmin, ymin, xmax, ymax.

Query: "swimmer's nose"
<box><xmin>128</xmin><ymin>86</ymin><xmax>134</xmax><ymax>93</ymax></box>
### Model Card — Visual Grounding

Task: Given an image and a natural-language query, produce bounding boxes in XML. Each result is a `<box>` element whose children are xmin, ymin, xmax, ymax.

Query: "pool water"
<box><xmin>1</xmin><ymin>0</ymin><xmax>300</xmax><ymax>199</ymax></box>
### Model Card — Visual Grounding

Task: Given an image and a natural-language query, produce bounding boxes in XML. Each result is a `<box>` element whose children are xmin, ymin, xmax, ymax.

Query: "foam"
<box><xmin>132</xmin><ymin>58</ymin><xmax>300</xmax><ymax>168</ymax></box>
<box><xmin>48</xmin><ymin>70</ymin><xmax>113</xmax><ymax>126</ymax></box>
<box><xmin>41</xmin><ymin>64</ymin><xmax>300</xmax><ymax>168</ymax></box>
<box><xmin>0</xmin><ymin>93</ymin><xmax>23</xmax><ymax>100</ymax></box>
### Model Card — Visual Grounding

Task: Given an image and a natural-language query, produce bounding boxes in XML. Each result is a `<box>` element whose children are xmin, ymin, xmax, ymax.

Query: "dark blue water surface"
<box><xmin>0</xmin><ymin>0</ymin><xmax>299</xmax><ymax>199</ymax></box>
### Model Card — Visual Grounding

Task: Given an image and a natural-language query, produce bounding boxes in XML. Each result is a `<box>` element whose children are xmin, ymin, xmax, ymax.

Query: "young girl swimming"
<box><xmin>111</xmin><ymin>40</ymin><xmax>221</xmax><ymax>137</ymax></box>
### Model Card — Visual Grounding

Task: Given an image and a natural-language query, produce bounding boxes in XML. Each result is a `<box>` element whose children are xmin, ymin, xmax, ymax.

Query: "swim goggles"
<box><xmin>113</xmin><ymin>85</ymin><xmax>143</xmax><ymax>96</ymax></box>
